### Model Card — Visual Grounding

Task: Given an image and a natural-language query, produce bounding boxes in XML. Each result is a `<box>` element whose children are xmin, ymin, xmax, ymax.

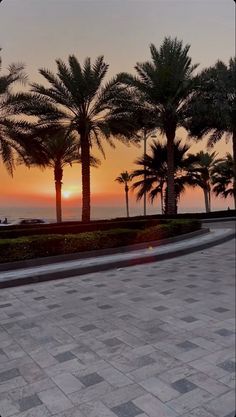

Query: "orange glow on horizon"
<box><xmin>0</xmin><ymin>132</ymin><xmax>233</xmax><ymax>211</ymax></box>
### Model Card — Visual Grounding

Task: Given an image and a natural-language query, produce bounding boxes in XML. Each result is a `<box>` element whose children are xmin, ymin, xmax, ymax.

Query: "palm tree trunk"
<box><xmin>233</xmin><ymin>130</ymin><xmax>236</xmax><ymax>209</ymax></box>
<box><xmin>125</xmin><ymin>184</ymin><xmax>129</xmax><ymax>217</ymax></box>
<box><xmin>208</xmin><ymin>187</ymin><xmax>211</xmax><ymax>212</ymax></box>
<box><xmin>203</xmin><ymin>188</ymin><xmax>210</xmax><ymax>213</ymax></box>
<box><xmin>160</xmin><ymin>186</ymin><xmax>164</xmax><ymax>214</ymax></box>
<box><xmin>166</xmin><ymin>130</ymin><xmax>176</xmax><ymax>215</ymax></box>
<box><xmin>81</xmin><ymin>133</ymin><xmax>91</xmax><ymax>222</ymax></box>
<box><xmin>54</xmin><ymin>165</ymin><xmax>63</xmax><ymax>223</ymax></box>
<box><xmin>143</xmin><ymin>128</ymin><xmax>147</xmax><ymax>216</ymax></box>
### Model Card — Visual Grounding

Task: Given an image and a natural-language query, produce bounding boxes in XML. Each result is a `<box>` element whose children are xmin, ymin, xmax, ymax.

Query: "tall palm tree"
<box><xmin>211</xmin><ymin>153</ymin><xmax>236</xmax><ymax>208</ymax></box>
<box><xmin>117</xmin><ymin>37</ymin><xmax>198</xmax><ymax>214</ymax></box>
<box><xmin>187</xmin><ymin>151</ymin><xmax>218</xmax><ymax>213</ymax></box>
<box><xmin>0</xmin><ymin>50</ymin><xmax>32</xmax><ymax>175</ymax></box>
<box><xmin>24</xmin><ymin>128</ymin><xmax>100</xmax><ymax>223</ymax></box>
<box><xmin>9</xmin><ymin>55</ymin><xmax>138</xmax><ymax>222</ymax></box>
<box><xmin>188</xmin><ymin>58</ymin><xmax>236</xmax><ymax>203</ymax></box>
<box><xmin>115</xmin><ymin>171</ymin><xmax>132</xmax><ymax>217</ymax></box>
<box><xmin>132</xmin><ymin>139</ymin><xmax>198</xmax><ymax>214</ymax></box>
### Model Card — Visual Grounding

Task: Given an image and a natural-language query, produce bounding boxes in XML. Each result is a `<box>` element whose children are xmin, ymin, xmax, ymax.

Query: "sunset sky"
<box><xmin>0</xmin><ymin>0</ymin><xmax>235</xmax><ymax>213</ymax></box>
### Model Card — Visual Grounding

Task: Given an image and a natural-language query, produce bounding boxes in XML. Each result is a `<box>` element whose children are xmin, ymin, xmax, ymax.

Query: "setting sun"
<box><xmin>62</xmin><ymin>191</ymin><xmax>71</xmax><ymax>199</ymax></box>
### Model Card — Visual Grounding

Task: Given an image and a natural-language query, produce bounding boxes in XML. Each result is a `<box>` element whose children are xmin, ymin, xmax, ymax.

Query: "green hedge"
<box><xmin>0</xmin><ymin>219</ymin><xmax>201</xmax><ymax>264</ymax></box>
<box><xmin>0</xmin><ymin>218</ymin><xmax>167</xmax><ymax>239</ymax></box>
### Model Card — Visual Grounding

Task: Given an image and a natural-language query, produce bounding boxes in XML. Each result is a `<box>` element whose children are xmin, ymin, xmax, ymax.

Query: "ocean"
<box><xmin>0</xmin><ymin>204</ymin><xmax>213</xmax><ymax>224</ymax></box>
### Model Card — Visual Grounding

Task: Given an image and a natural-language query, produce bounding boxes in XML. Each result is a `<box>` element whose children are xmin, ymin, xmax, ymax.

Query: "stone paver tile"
<box><xmin>54</xmin><ymin>351</ymin><xmax>76</xmax><ymax>363</ymax></box>
<box><xmin>79</xmin><ymin>400</ymin><xmax>116</xmax><ymax>417</ymax></box>
<box><xmin>167</xmin><ymin>388</ymin><xmax>214</xmax><ymax>415</ymax></box>
<box><xmin>139</xmin><ymin>377</ymin><xmax>180</xmax><ymax>402</ymax></box>
<box><xmin>52</xmin><ymin>373</ymin><xmax>83</xmax><ymax>394</ymax></box>
<box><xmin>53</xmin><ymin>408</ymin><xmax>85</xmax><ymax>417</ymax></box>
<box><xmin>78</xmin><ymin>372</ymin><xmax>104</xmax><ymax>387</ymax></box>
<box><xmin>218</xmin><ymin>360</ymin><xmax>235</xmax><ymax>373</ymax></box>
<box><xmin>176</xmin><ymin>341</ymin><xmax>198</xmax><ymax>351</ymax></box>
<box><xmin>10</xmin><ymin>405</ymin><xmax>52</xmax><ymax>417</ymax></box>
<box><xmin>68</xmin><ymin>381</ymin><xmax>113</xmax><ymax>405</ymax></box>
<box><xmin>0</xmin><ymin>368</ymin><xmax>20</xmax><ymax>382</ymax></box>
<box><xmin>203</xmin><ymin>347</ymin><xmax>235</xmax><ymax>365</ymax></box>
<box><xmin>103</xmin><ymin>338</ymin><xmax>123</xmax><ymax>347</ymax></box>
<box><xmin>38</xmin><ymin>387</ymin><xmax>73</xmax><ymax>414</ymax></box>
<box><xmin>188</xmin><ymin>359</ymin><xmax>228</xmax><ymax>379</ymax></box>
<box><xmin>0</xmin><ymin>398</ymin><xmax>18</xmax><ymax>416</ymax></box>
<box><xmin>18</xmin><ymin>394</ymin><xmax>42</xmax><ymax>412</ymax></box>
<box><xmin>180</xmin><ymin>407</ymin><xmax>216</xmax><ymax>417</ymax></box>
<box><xmin>134</xmin><ymin>393</ymin><xmax>178</xmax><ymax>417</ymax></box>
<box><xmin>111</xmin><ymin>400</ymin><xmax>143</xmax><ymax>417</ymax></box>
<box><xmin>8</xmin><ymin>378</ymin><xmax>56</xmax><ymax>400</ymax></box>
<box><xmin>29</xmin><ymin>349</ymin><xmax>58</xmax><ymax>368</ymax></box>
<box><xmin>219</xmin><ymin>373</ymin><xmax>235</xmax><ymax>389</ymax></box>
<box><xmin>98</xmin><ymin>366</ymin><xmax>132</xmax><ymax>388</ymax></box>
<box><xmin>102</xmin><ymin>384</ymin><xmax>146</xmax><ymax>408</ymax></box>
<box><xmin>158</xmin><ymin>364</ymin><xmax>195</xmax><ymax>384</ymax></box>
<box><xmin>0</xmin><ymin>377</ymin><xmax>27</xmax><ymax>394</ymax></box>
<box><xmin>204</xmin><ymin>391</ymin><xmax>236</xmax><ymax>417</ymax></box>
<box><xmin>44</xmin><ymin>358</ymin><xmax>84</xmax><ymax>377</ymax></box>
<box><xmin>188</xmin><ymin>372</ymin><xmax>230</xmax><ymax>396</ymax></box>
<box><xmin>171</xmin><ymin>378</ymin><xmax>197</xmax><ymax>394</ymax></box>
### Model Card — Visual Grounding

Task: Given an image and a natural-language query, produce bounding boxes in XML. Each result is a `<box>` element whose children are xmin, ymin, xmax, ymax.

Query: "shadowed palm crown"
<box><xmin>188</xmin><ymin>59</ymin><xmax>236</xmax><ymax>146</ymax></box>
<box><xmin>188</xmin><ymin>58</ymin><xmax>236</xmax><ymax>198</ymax></box>
<box><xmin>187</xmin><ymin>151</ymin><xmax>219</xmax><ymax>188</ymax></box>
<box><xmin>0</xmin><ymin>51</ymin><xmax>30</xmax><ymax>175</ymax></box>
<box><xmin>117</xmin><ymin>37</ymin><xmax>198</xmax><ymax>214</ymax></box>
<box><xmin>211</xmin><ymin>153</ymin><xmax>236</xmax><ymax>208</ymax></box>
<box><xmin>132</xmin><ymin>139</ymin><xmax>198</xmax><ymax>213</ymax></box>
<box><xmin>10</xmin><ymin>55</ymin><xmax>138</xmax><ymax>221</ymax></box>
<box><xmin>115</xmin><ymin>171</ymin><xmax>132</xmax><ymax>186</ymax></box>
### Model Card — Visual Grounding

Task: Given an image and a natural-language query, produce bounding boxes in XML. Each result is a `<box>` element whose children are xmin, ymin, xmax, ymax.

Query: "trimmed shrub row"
<box><xmin>0</xmin><ymin>219</ymin><xmax>201</xmax><ymax>264</ymax></box>
<box><xmin>0</xmin><ymin>218</ymin><xmax>167</xmax><ymax>239</ymax></box>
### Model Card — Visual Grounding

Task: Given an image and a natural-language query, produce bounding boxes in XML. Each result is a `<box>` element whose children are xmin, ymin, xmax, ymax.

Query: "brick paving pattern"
<box><xmin>0</xmin><ymin>238</ymin><xmax>235</xmax><ymax>417</ymax></box>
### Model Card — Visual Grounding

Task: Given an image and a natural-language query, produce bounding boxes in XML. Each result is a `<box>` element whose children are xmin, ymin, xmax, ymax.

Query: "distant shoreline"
<box><xmin>0</xmin><ymin>205</ymin><xmax>233</xmax><ymax>224</ymax></box>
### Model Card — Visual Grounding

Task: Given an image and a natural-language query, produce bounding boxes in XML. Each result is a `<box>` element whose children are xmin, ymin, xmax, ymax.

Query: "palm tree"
<box><xmin>132</xmin><ymin>141</ymin><xmax>166</xmax><ymax>214</ymax></box>
<box><xmin>187</xmin><ymin>151</ymin><xmax>218</xmax><ymax>213</ymax></box>
<box><xmin>188</xmin><ymin>58</ymin><xmax>236</xmax><ymax>203</ymax></box>
<box><xmin>24</xmin><ymin>128</ymin><xmax>100</xmax><ymax>223</ymax></box>
<box><xmin>132</xmin><ymin>139</ymin><xmax>198</xmax><ymax>214</ymax></box>
<box><xmin>115</xmin><ymin>171</ymin><xmax>132</xmax><ymax>217</ymax></box>
<box><xmin>211</xmin><ymin>153</ymin><xmax>236</xmax><ymax>208</ymax></box>
<box><xmin>9</xmin><ymin>55</ymin><xmax>138</xmax><ymax>222</ymax></box>
<box><xmin>0</xmin><ymin>50</ymin><xmax>32</xmax><ymax>175</ymax></box>
<box><xmin>28</xmin><ymin>130</ymin><xmax>79</xmax><ymax>223</ymax></box>
<box><xmin>117</xmin><ymin>37</ymin><xmax>198</xmax><ymax>214</ymax></box>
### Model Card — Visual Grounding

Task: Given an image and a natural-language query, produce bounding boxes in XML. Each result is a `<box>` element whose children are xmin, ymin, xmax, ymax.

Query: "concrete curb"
<box><xmin>0</xmin><ymin>228</ymin><xmax>234</xmax><ymax>289</ymax></box>
<box><xmin>201</xmin><ymin>217</ymin><xmax>236</xmax><ymax>223</ymax></box>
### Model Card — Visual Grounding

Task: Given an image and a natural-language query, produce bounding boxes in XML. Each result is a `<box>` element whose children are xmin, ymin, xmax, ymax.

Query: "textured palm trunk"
<box><xmin>160</xmin><ymin>186</ymin><xmax>164</xmax><ymax>214</ymax></box>
<box><xmin>143</xmin><ymin>128</ymin><xmax>147</xmax><ymax>216</ymax></box>
<box><xmin>233</xmin><ymin>130</ymin><xmax>236</xmax><ymax>209</ymax></box>
<box><xmin>208</xmin><ymin>187</ymin><xmax>211</xmax><ymax>212</ymax></box>
<box><xmin>81</xmin><ymin>133</ymin><xmax>91</xmax><ymax>222</ymax></box>
<box><xmin>54</xmin><ymin>165</ymin><xmax>63</xmax><ymax>223</ymax></box>
<box><xmin>203</xmin><ymin>188</ymin><xmax>210</xmax><ymax>213</ymax></box>
<box><xmin>166</xmin><ymin>130</ymin><xmax>176</xmax><ymax>215</ymax></box>
<box><xmin>125</xmin><ymin>184</ymin><xmax>129</xmax><ymax>217</ymax></box>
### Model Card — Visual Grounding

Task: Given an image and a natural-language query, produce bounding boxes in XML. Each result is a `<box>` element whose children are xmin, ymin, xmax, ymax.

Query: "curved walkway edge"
<box><xmin>0</xmin><ymin>227</ymin><xmax>234</xmax><ymax>288</ymax></box>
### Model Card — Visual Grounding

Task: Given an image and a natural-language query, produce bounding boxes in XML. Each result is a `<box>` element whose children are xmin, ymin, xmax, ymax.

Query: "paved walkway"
<box><xmin>0</xmin><ymin>238</ymin><xmax>235</xmax><ymax>417</ymax></box>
